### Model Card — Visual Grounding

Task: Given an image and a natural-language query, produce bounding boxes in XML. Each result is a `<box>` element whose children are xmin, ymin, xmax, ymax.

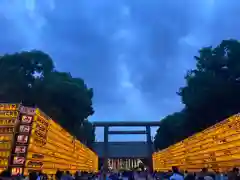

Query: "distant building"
<box><xmin>108</xmin><ymin>158</ymin><xmax>142</xmax><ymax>170</ymax></box>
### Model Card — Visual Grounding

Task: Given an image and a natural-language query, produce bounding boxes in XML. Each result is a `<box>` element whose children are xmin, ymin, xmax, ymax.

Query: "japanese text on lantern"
<box><xmin>0</xmin><ymin>103</ymin><xmax>19</xmax><ymax>173</ymax></box>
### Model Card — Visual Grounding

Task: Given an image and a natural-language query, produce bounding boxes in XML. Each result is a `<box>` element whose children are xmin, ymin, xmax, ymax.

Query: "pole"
<box><xmin>103</xmin><ymin>126</ymin><xmax>109</xmax><ymax>173</ymax></box>
<box><xmin>146</xmin><ymin>126</ymin><xmax>153</xmax><ymax>173</ymax></box>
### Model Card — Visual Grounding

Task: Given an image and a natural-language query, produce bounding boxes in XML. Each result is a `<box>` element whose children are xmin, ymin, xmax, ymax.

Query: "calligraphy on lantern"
<box><xmin>0</xmin><ymin>111</ymin><xmax>18</xmax><ymax>118</ymax></box>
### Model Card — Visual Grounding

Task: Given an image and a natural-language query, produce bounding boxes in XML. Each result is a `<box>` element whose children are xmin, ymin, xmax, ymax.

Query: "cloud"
<box><xmin>1</xmin><ymin>0</ymin><xmax>240</xmax><ymax>141</ymax></box>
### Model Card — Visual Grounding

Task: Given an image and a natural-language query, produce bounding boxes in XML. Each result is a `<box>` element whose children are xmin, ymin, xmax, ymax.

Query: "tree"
<box><xmin>34</xmin><ymin>71</ymin><xmax>94</xmax><ymax>136</ymax></box>
<box><xmin>179</xmin><ymin>39</ymin><xmax>240</xmax><ymax>129</ymax></box>
<box><xmin>154</xmin><ymin>39</ymin><xmax>240</xmax><ymax>150</ymax></box>
<box><xmin>0</xmin><ymin>50</ymin><xmax>95</xmax><ymax>146</ymax></box>
<box><xmin>0</xmin><ymin>50</ymin><xmax>54</xmax><ymax>103</ymax></box>
<box><xmin>77</xmin><ymin>120</ymin><xmax>96</xmax><ymax>147</ymax></box>
<box><xmin>154</xmin><ymin>111</ymin><xmax>187</xmax><ymax>150</ymax></box>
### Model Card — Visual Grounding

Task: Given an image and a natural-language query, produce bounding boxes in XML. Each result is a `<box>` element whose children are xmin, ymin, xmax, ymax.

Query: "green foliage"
<box><xmin>77</xmin><ymin>120</ymin><xmax>96</xmax><ymax>147</ymax></box>
<box><xmin>154</xmin><ymin>111</ymin><xmax>187</xmax><ymax>150</ymax></box>
<box><xmin>0</xmin><ymin>50</ymin><xmax>95</xmax><ymax>146</ymax></box>
<box><xmin>154</xmin><ymin>39</ymin><xmax>240</xmax><ymax>150</ymax></box>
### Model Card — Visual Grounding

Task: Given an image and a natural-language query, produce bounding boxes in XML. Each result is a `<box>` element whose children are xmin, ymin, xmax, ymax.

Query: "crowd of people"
<box><xmin>153</xmin><ymin>167</ymin><xmax>240</xmax><ymax>180</ymax></box>
<box><xmin>0</xmin><ymin>167</ymin><xmax>240</xmax><ymax>180</ymax></box>
<box><xmin>0</xmin><ymin>170</ymin><xmax>95</xmax><ymax>180</ymax></box>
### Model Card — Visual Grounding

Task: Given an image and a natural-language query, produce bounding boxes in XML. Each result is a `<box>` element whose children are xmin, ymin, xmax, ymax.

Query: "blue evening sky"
<box><xmin>1</xmin><ymin>0</ymin><xmax>240</xmax><ymax>141</ymax></box>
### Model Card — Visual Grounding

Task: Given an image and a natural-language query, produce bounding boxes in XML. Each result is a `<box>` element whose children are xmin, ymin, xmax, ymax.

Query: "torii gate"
<box><xmin>92</xmin><ymin>121</ymin><xmax>161</xmax><ymax>172</ymax></box>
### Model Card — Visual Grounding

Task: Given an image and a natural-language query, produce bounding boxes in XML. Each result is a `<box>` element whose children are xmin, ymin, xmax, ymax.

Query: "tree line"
<box><xmin>0</xmin><ymin>50</ymin><xmax>95</xmax><ymax>146</ymax></box>
<box><xmin>154</xmin><ymin>39</ymin><xmax>240</xmax><ymax>150</ymax></box>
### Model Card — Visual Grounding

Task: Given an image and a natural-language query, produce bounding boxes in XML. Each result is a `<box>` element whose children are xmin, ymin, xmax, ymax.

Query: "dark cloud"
<box><xmin>0</xmin><ymin>0</ymin><xmax>240</xmax><ymax>140</ymax></box>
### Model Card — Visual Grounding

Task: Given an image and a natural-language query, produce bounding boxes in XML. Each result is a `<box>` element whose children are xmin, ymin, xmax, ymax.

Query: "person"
<box><xmin>215</xmin><ymin>171</ymin><xmax>225</xmax><ymax>180</ymax></box>
<box><xmin>37</xmin><ymin>172</ymin><xmax>43</xmax><ymax>180</ymax></box>
<box><xmin>0</xmin><ymin>169</ymin><xmax>12</xmax><ymax>180</ymax></box>
<box><xmin>228</xmin><ymin>168</ymin><xmax>239</xmax><ymax>180</ymax></box>
<box><xmin>169</xmin><ymin>167</ymin><xmax>184</xmax><ymax>180</ymax></box>
<box><xmin>24</xmin><ymin>175</ymin><xmax>29</xmax><ymax>180</ymax></box>
<box><xmin>109</xmin><ymin>173</ymin><xmax>118</xmax><ymax>180</ymax></box>
<box><xmin>184</xmin><ymin>173</ymin><xmax>195</xmax><ymax>180</ymax></box>
<box><xmin>74</xmin><ymin>171</ymin><xmax>80</xmax><ymax>180</ymax></box>
<box><xmin>29</xmin><ymin>172</ymin><xmax>38</xmax><ymax>180</ymax></box>
<box><xmin>42</xmin><ymin>174</ymin><xmax>48</xmax><ymax>180</ymax></box>
<box><xmin>102</xmin><ymin>173</ymin><xmax>111</xmax><ymax>180</ymax></box>
<box><xmin>133</xmin><ymin>171</ymin><xmax>138</xmax><ymax>180</ymax></box>
<box><xmin>56</xmin><ymin>170</ymin><xmax>63</xmax><ymax>180</ymax></box>
<box><xmin>165</xmin><ymin>170</ymin><xmax>172</xmax><ymax>179</ymax></box>
<box><xmin>62</xmin><ymin>171</ymin><xmax>73</xmax><ymax>180</ymax></box>
<box><xmin>184</xmin><ymin>171</ymin><xmax>188</xmax><ymax>178</ymax></box>
<box><xmin>198</xmin><ymin>168</ymin><xmax>213</xmax><ymax>180</ymax></box>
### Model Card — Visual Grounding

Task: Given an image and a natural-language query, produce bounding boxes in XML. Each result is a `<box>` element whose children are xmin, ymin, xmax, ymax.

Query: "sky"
<box><xmin>1</xmin><ymin>0</ymin><xmax>240</xmax><ymax>141</ymax></box>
